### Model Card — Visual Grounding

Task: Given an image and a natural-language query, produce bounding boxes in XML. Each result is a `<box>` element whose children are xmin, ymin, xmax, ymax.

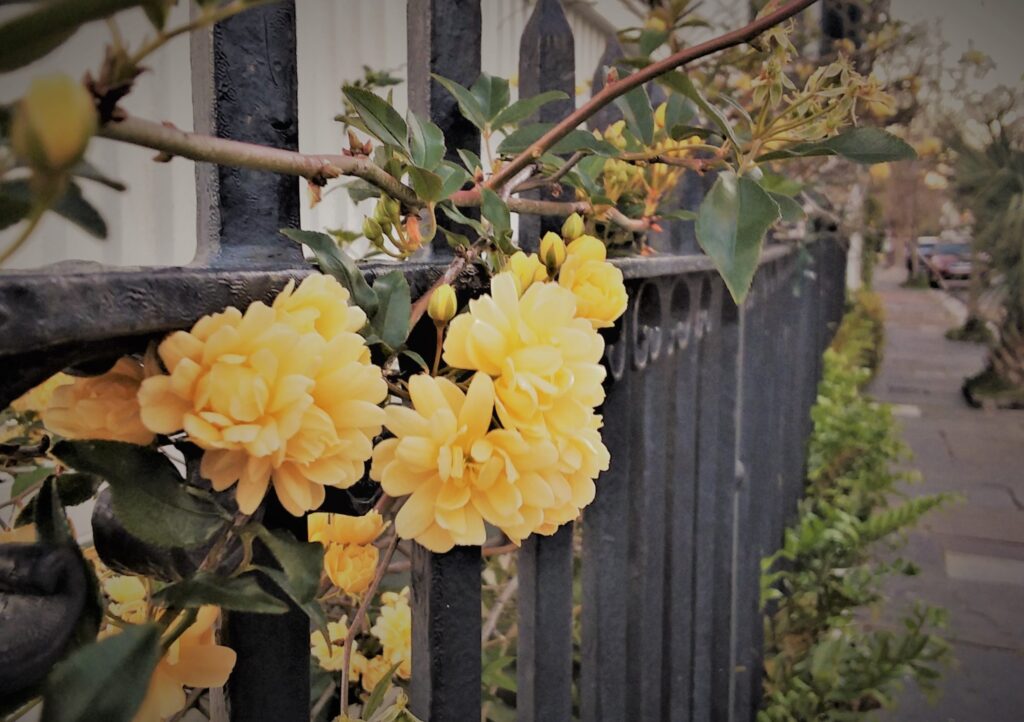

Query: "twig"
<box><xmin>339</xmin><ymin>531</ymin><xmax>401</xmax><ymax>716</ymax></box>
<box><xmin>407</xmin><ymin>245</ymin><xmax>481</xmax><ymax>329</ymax></box>
<box><xmin>482</xmin><ymin>542</ymin><xmax>519</xmax><ymax>558</ymax></box>
<box><xmin>481</xmin><ymin>575</ymin><xmax>519</xmax><ymax>644</ymax></box>
<box><xmin>512</xmin><ymin>151</ymin><xmax>587</xmax><ymax>193</ymax></box>
<box><xmin>485</xmin><ymin>0</ymin><xmax>819</xmax><ymax>191</ymax></box>
<box><xmin>310</xmin><ymin>679</ymin><xmax>337</xmax><ymax>720</ymax></box>
<box><xmin>98</xmin><ymin>115</ymin><xmax>421</xmax><ymax>208</ymax></box>
<box><xmin>500</xmin><ymin>166</ymin><xmax>536</xmax><ymax>201</ymax></box>
<box><xmin>167</xmin><ymin>688</ymin><xmax>205</xmax><ymax>722</ymax></box>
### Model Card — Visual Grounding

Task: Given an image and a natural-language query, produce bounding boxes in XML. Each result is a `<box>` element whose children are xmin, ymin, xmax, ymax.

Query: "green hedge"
<box><xmin>759</xmin><ymin>301</ymin><xmax>951</xmax><ymax>721</ymax></box>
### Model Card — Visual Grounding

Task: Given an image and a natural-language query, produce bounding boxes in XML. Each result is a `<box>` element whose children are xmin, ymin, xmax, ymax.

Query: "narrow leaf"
<box><xmin>52</xmin><ymin>440</ymin><xmax>225</xmax><ymax>549</ymax></box>
<box><xmin>71</xmin><ymin>160</ymin><xmax>127</xmax><ymax>191</ymax></box>
<box><xmin>615</xmin><ymin>85</ymin><xmax>655</xmax><ymax>145</ymax></box>
<box><xmin>281</xmin><ymin>229</ymin><xmax>378</xmax><ymax>318</ymax></box>
<box><xmin>436</xmin><ymin>161</ymin><xmax>471</xmax><ymax>200</ymax></box>
<box><xmin>490</xmin><ymin>90</ymin><xmax>569</xmax><ymax>129</ymax></box>
<box><xmin>343</xmin><ymin>86</ymin><xmax>409</xmax><ymax>151</ymax></box>
<box><xmin>370</xmin><ymin>270</ymin><xmax>411</xmax><ymax>350</ymax></box>
<box><xmin>660</xmin><ymin>71</ymin><xmax>739</xmax><ymax>149</ymax></box>
<box><xmin>695</xmin><ymin>172</ymin><xmax>780</xmax><ymax>303</ymax></box>
<box><xmin>470</xmin><ymin>73</ymin><xmax>511</xmax><ymax>123</ymax></box>
<box><xmin>34</xmin><ymin>476</ymin><xmax>72</xmax><ymax>545</ymax></box>
<box><xmin>407</xmin><ymin>111</ymin><xmax>445</xmax><ymax>171</ymax></box>
<box><xmin>154</xmin><ymin>571</ymin><xmax>290</xmax><ymax>614</ymax></box>
<box><xmin>497</xmin><ymin>124</ymin><xmax>616</xmax><ymax>156</ymax></box>
<box><xmin>770</xmin><ymin>192</ymin><xmax>805</xmax><ymax>222</ymax></box>
<box><xmin>42</xmin><ymin>624</ymin><xmax>160</xmax><ymax>722</ymax></box>
<box><xmin>756</xmin><ymin>127</ymin><xmax>917</xmax><ymax>164</ymax></box>
<box><xmin>254</xmin><ymin>526</ymin><xmax>323</xmax><ymax>605</ymax></box>
<box><xmin>457</xmin><ymin>148</ymin><xmax>484</xmax><ymax>175</ymax></box>
<box><xmin>432</xmin><ymin>74</ymin><xmax>487</xmax><ymax>129</ymax></box>
<box><xmin>53</xmin><ymin>183</ymin><xmax>107</xmax><ymax>239</ymax></box>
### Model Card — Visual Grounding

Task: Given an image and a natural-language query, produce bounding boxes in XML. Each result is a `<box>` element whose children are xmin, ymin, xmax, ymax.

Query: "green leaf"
<box><xmin>770</xmin><ymin>192</ymin><xmax>805</xmax><ymax>222</ymax></box>
<box><xmin>255</xmin><ymin>566</ymin><xmax>328</xmax><ymax>636</ymax></box>
<box><xmin>663</xmin><ymin>93</ymin><xmax>696</xmax><ymax>131</ymax></box>
<box><xmin>0</xmin><ymin>187</ymin><xmax>30</xmax><ymax>233</ymax></box>
<box><xmin>370</xmin><ymin>270</ymin><xmax>411</xmax><ymax>350</ymax></box>
<box><xmin>438</xmin><ymin>203</ymin><xmax>486</xmax><ymax>236</ymax></box>
<box><xmin>53</xmin><ymin>182</ymin><xmax>107</xmax><ymax>239</ymax></box>
<box><xmin>346</xmin><ymin>179</ymin><xmax>382</xmax><ymax>203</ymax></box>
<box><xmin>342</xmin><ymin>86</ymin><xmax>409</xmax><ymax>151</ymax></box>
<box><xmin>470</xmin><ymin>73</ymin><xmax>511</xmax><ymax>124</ymax></box>
<box><xmin>497</xmin><ymin>124</ymin><xmax>616</xmax><ymax>156</ymax></box>
<box><xmin>407</xmin><ymin>166</ymin><xmax>443</xmax><ymax>202</ymax></box>
<box><xmin>659</xmin><ymin>209</ymin><xmax>698</xmax><ymax>221</ymax></box>
<box><xmin>154</xmin><ymin>571</ymin><xmax>290</xmax><ymax>614</ymax></box>
<box><xmin>457</xmin><ymin>148</ymin><xmax>484</xmax><ymax>175</ymax></box>
<box><xmin>615</xmin><ymin>85</ymin><xmax>655</xmax><ymax>145</ymax></box>
<box><xmin>11</xmin><ymin>463</ymin><xmax>52</xmax><ymax>496</ymax></box>
<box><xmin>668</xmin><ymin>125</ymin><xmax>719</xmax><ymax>142</ymax></box>
<box><xmin>42</xmin><ymin>623</ymin><xmax>160</xmax><ymax>722</ymax></box>
<box><xmin>52</xmin><ymin>440</ymin><xmax>225</xmax><ymax>549</ymax></box>
<box><xmin>440</xmin><ymin>226</ymin><xmax>471</xmax><ymax>250</ymax></box>
<box><xmin>490</xmin><ymin>90</ymin><xmax>569</xmax><ymax>130</ymax></box>
<box><xmin>436</xmin><ymin>161</ymin><xmax>471</xmax><ymax>200</ymax></box>
<box><xmin>364</xmin><ymin>663</ymin><xmax>401</xmax><ymax>717</ymax></box>
<box><xmin>758</xmin><ymin>173</ymin><xmax>803</xmax><ymax>196</ymax></box>
<box><xmin>695</xmin><ymin>172</ymin><xmax>781</xmax><ymax>303</ymax></box>
<box><xmin>281</xmin><ymin>229</ymin><xmax>379</xmax><ymax>318</ymax></box>
<box><xmin>141</xmin><ymin>0</ymin><xmax>171</xmax><ymax>30</ymax></box>
<box><xmin>432</xmin><ymin>74</ymin><xmax>487</xmax><ymax>129</ymax></box>
<box><xmin>480</xmin><ymin>188</ymin><xmax>514</xmax><ymax>253</ymax></box>
<box><xmin>756</xmin><ymin>128</ymin><xmax>917</xmax><ymax>164</ymax></box>
<box><xmin>637</xmin><ymin>28</ymin><xmax>669</xmax><ymax>57</ymax></box>
<box><xmin>71</xmin><ymin>160</ymin><xmax>127</xmax><ymax>191</ymax></box>
<box><xmin>660</xmin><ymin>71</ymin><xmax>739</xmax><ymax>149</ymax></box>
<box><xmin>400</xmin><ymin>349</ymin><xmax>431</xmax><ymax>373</ymax></box>
<box><xmin>254</xmin><ymin>526</ymin><xmax>323</xmax><ymax>605</ymax></box>
<box><xmin>17</xmin><ymin>471</ymin><xmax>100</xmax><ymax>527</ymax></box>
<box><xmin>407</xmin><ymin>111</ymin><xmax>445</xmax><ymax>171</ymax></box>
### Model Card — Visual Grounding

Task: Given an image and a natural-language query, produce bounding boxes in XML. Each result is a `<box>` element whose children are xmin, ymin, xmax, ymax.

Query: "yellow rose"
<box><xmin>361</xmin><ymin>655</ymin><xmax>391</xmax><ymax>694</ymax></box>
<box><xmin>310</xmin><ymin>618</ymin><xmax>368</xmax><ymax>676</ymax></box>
<box><xmin>308</xmin><ymin>510</ymin><xmax>385</xmax><ymax>546</ymax></box>
<box><xmin>323</xmin><ymin>542</ymin><xmax>379</xmax><ymax>595</ymax></box>
<box><xmin>370</xmin><ymin>373</ymin><xmax>562</xmax><ymax>550</ymax></box>
<box><xmin>506</xmin><ymin>251</ymin><xmax>546</xmax><ymax>295</ymax></box>
<box><xmin>371</xmin><ymin>587</ymin><xmax>411</xmax><ymax>679</ymax></box>
<box><xmin>558</xmin><ymin>236</ymin><xmax>628</xmax><ymax>329</ymax></box>
<box><xmin>104</xmin><ymin>575</ymin><xmax>148</xmax><ymax>624</ymax></box>
<box><xmin>11</xmin><ymin>74</ymin><xmax>97</xmax><ymax>173</ymax></box>
<box><xmin>133</xmin><ymin>607</ymin><xmax>236</xmax><ymax>722</ymax></box>
<box><xmin>11</xmin><ymin>373</ymin><xmax>73</xmax><ymax>413</ymax></box>
<box><xmin>138</xmin><ymin>275</ymin><xmax>386</xmax><ymax>516</ymax></box>
<box><xmin>42</xmin><ymin>357</ymin><xmax>154</xmax><ymax>445</ymax></box>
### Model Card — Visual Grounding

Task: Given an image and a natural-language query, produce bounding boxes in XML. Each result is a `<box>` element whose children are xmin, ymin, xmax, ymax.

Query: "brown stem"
<box><xmin>408</xmin><ymin>245</ymin><xmax>481</xmax><ymax>329</ymax></box>
<box><xmin>485</xmin><ymin>0</ymin><xmax>819</xmax><ymax>191</ymax></box>
<box><xmin>98</xmin><ymin>115</ymin><xmax>422</xmax><ymax>208</ymax></box>
<box><xmin>339</xmin><ymin>531</ymin><xmax>401</xmax><ymax>715</ymax></box>
<box><xmin>512</xmin><ymin>151</ymin><xmax>587</xmax><ymax>193</ymax></box>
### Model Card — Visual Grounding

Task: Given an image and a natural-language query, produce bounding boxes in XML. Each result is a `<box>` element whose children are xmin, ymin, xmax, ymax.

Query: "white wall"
<box><xmin>1</xmin><ymin>0</ymin><xmax>620</xmax><ymax>270</ymax></box>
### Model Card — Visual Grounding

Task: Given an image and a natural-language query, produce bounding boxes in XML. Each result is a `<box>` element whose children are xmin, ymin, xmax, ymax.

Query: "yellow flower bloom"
<box><xmin>133</xmin><ymin>607</ymin><xmax>236</xmax><ymax>722</ymax></box>
<box><xmin>443</xmin><ymin>273</ymin><xmax>606</xmax><ymax>437</ymax></box>
<box><xmin>370</xmin><ymin>373</ymin><xmax>562</xmax><ymax>550</ymax></box>
<box><xmin>361</xmin><ymin>655</ymin><xmax>391</xmax><ymax>694</ymax></box>
<box><xmin>104</xmin><ymin>575</ymin><xmax>148</xmax><ymax>624</ymax></box>
<box><xmin>505</xmin><ymin>251</ymin><xmax>545</xmax><ymax>295</ymax></box>
<box><xmin>324</xmin><ymin>542</ymin><xmax>379</xmax><ymax>595</ymax></box>
<box><xmin>11</xmin><ymin>373</ymin><xmax>73</xmax><ymax>413</ymax></box>
<box><xmin>310</xmin><ymin>618</ymin><xmax>368</xmax><ymax>677</ymax></box>
<box><xmin>308</xmin><ymin>511</ymin><xmax>385</xmax><ymax>546</ymax></box>
<box><xmin>371</xmin><ymin>587</ymin><xmax>412</xmax><ymax>679</ymax></box>
<box><xmin>558</xmin><ymin>236</ymin><xmax>628</xmax><ymax>329</ymax></box>
<box><xmin>42</xmin><ymin>357</ymin><xmax>154</xmax><ymax>445</ymax></box>
<box><xmin>138</xmin><ymin>275</ymin><xmax>386</xmax><ymax>516</ymax></box>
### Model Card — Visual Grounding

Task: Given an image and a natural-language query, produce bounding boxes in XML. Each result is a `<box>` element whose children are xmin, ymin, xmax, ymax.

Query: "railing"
<box><xmin>0</xmin><ymin>1</ymin><xmax>847</xmax><ymax>720</ymax></box>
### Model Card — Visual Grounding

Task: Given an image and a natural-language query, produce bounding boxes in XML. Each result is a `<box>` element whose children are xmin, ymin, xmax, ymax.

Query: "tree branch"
<box><xmin>98</xmin><ymin>114</ymin><xmax>422</xmax><ymax>208</ymax></box>
<box><xmin>485</xmin><ymin>0</ymin><xmax>819</xmax><ymax>191</ymax></box>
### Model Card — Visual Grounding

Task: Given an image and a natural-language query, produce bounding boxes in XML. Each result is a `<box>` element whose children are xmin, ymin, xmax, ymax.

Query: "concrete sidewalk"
<box><xmin>869</xmin><ymin>266</ymin><xmax>1024</xmax><ymax>722</ymax></box>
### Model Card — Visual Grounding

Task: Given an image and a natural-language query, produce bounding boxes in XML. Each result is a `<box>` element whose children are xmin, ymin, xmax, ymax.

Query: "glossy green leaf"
<box><xmin>345</xmin><ymin>179</ymin><xmax>382</xmax><ymax>203</ymax></box>
<box><xmin>457</xmin><ymin>148</ymin><xmax>484</xmax><ymax>175</ymax></box>
<box><xmin>480</xmin><ymin>188</ymin><xmax>514</xmax><ymax>253</ymax></box>
<box><xmin>407</xmin><ymin>166</ymin><xmax>443</xmax><ymax>202</ymax></box>
<box><xmin>490</xmin><ymin>90</ymin><xmax>569</xmax><ymax>130</ymax></box>
<box><xmin>615</xmin><ymin>85</ymin><xmax>655</xmax><ymax>145</ymax></box>
<box><xmin>71</xmin><ymin>160</ymin><xmax>127</xmax><ymax>191</ymax></box>
<box><xmin>668</xmin><ymin>125</ymin><xmax>719</xmax><ymax>142</ymax></box>
<box><xmin>438</xmin><ymin>203</ymin><xmax>486</xmax><ymax>236</ymax></box>
<box><xmin>759</xmin><ymin>173</ymin><xmax>803</xmax><ymax>196</ymax></box>
<box><xmin>42</xmin><ymin>624</ymin><xmax>160</xmax><ymax>722</ymax></box>
<box><xmin>17</xmin><ymin>471</ymin><xmax>100</xmax><ymax>527</ymax></box>
<box><xmin>470</xmin><ymin>73</ymin><xmax>511</xmax><ymax>123</ymax></box>
<box><xmin>770</xmin><ymin>192</ymin><xmax>805</xmax><ymax>222</ymax></box>
<box><xmin>141</xmin><ymin>0</ymin><xmax>171</xmax><ymax>29</ymax></box>
<box><xmin>637</xmin><ymin>28</ymin><xmax>669</xmax><ymax>57</ymax></box>
<box><xmin>370</xmin><ymin>270</ymin><xmax>411</xmax><ymax>350</ymax></box>
<box><xmin>52</xmin><ymin>440</ymin><xmax>225</xmax><ymax>549</ymax></box>
<box><xmin>281</xmin><ymin>229</ymin><xmax>378</xmax><ymax>318</ymax></box>
<box><xmin>436</xmin><ymin>161</ymin><xmax>471</xmax><ymax>200</ymax></box>
<box><xmin>440</xmin><ymin>226</ymin><xmax>472</xmax><ymax>250</ymax></box>
<box><xmin>407</xmin><ymin>111</ymin><xmax>445</xmax><ymax>171</ymax></box>
<box><xmin>663</xmin><ymin>93</ymin><xmax>696</xmax><ymax>131</ymax></box>
<box><xmin>53</xmin><ymin>182</ymin><xmax>107</xmax><ymax>239</ymax></box>
<box><xmin>497</xmin><ymin>124</ymin><xmax>616</xmax><ymax>156</ymax></box>
<box><xmin>695</xmin><ymin>172</ymin><xmax>780</xmax><ymax>303</ymax></box>
<box><xmin>400</xmin><ymin>349</ymin><xmax>431</xmax><ymax>373</ymax></box>
<box><xmin>154</xmin><ymin>571</ymin><xmax>290</xmax><ymax>614</ymax></box>
<box><xmin>756</xmin><ymin>127</ymin><xmax>917</xmax><ymax>164</ymax></box>
<box><xmin>660</xmin><ymin>71</ymin><xmax>739</xmax><ymax>149</ymax></box>
<box><xmin>342</xmin><ymin>86</ymin><xmax>409</xmax><ymax>151</ymax></box>
<box><xmin>659</xmin><ymin>209</ymin><xmax>698</xmax><ymax>221</ymax></box>
<box><xmin>432</xmin><ymin>74</ymin><xmax>487</xmax><ymax>129</ymax></box>
<box><xmin>254</xmin><ymin>526</ymin><xmax>323</xmax><ymax>605</ymax></box>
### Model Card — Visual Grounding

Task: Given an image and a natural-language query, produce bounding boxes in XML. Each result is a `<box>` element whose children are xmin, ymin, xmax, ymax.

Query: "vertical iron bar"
<box><xmin>190</xmin><ymin>2</ymin><xmax>303</xmax><ymax>268</ymax></box>
<box><xmin>407</xmin><ymin>0</ymin><xmax>482</xmax><ymax>255</ymax></box>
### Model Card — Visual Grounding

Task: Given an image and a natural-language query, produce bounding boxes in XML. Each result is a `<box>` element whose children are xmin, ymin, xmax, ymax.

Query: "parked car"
<box><xmin>906</xmin><ymin>236</ymin><xmax>940</xmax><ymax>274</ymax></box>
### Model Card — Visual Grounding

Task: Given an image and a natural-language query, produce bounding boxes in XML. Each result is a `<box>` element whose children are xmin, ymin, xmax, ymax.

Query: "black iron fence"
<box><xmin>0</xmin><ymin>1</ymin><xmax>847</xmax><ymax>720</ymax></box>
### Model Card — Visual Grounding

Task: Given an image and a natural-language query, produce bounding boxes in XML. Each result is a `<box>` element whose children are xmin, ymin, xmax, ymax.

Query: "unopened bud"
<box><xmin>561</xmin><ymin>212</ymin><xmax>585</xmax><ymax>241</ymax></box>
<box><xmin>540</xmin><ymin>231</ymin><xmax>567</xmax><ymax>275</ymax></box>
<box><xmin>362</xmin><ymin>217</ymin><xmax>383</xmax><ymax>241</ymax></box>
<box><xmin>644</xmin><ymin>15</ymin><xmax>669</xmax><ymax>33</ymax></box>
<box><xmin>385</xmin><ymin>197</ymin><xmax>401</xmax><ymax>222</ymax></box>
<box><xmin>428</xmin><ymin>284</ymin><xmax>458</xmax><ymax>324</ymax></box>
<box><xmin>12</xmin><ymin>74</ymin><xmax>97</xmax><ymax>174</ymax></box>
<box><xmin>405</xmin><ymin>215</ymin><xmax>423</xmax><ymax>251</ymax></box>
<box><xmin>654</xmin><ymin>102</ymin><xmax>667</xmax><ymax>130</ymax></box>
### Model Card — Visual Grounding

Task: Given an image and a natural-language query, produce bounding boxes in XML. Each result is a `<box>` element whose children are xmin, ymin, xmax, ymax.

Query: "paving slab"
<box><xmin>869</xmin><ymin>266</ymin><xmax>1024</xmax><ymax>721</ymax></box>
